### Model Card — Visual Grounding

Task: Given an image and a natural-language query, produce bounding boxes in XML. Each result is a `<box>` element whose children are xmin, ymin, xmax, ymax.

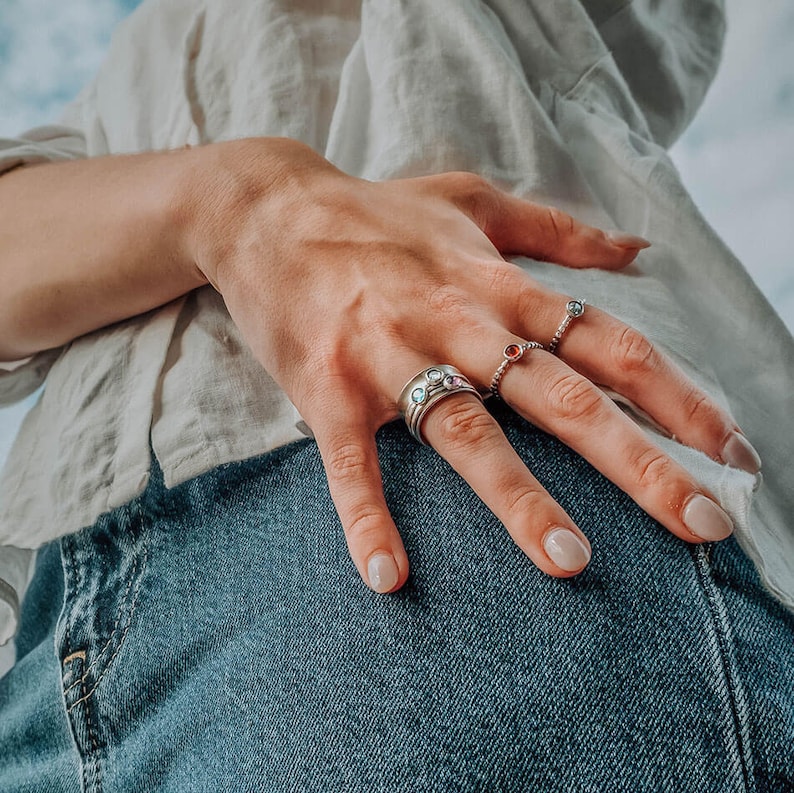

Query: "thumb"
<box><xmin>441</xmin><ymin>172</ymin><xmax>650</xmax><ymax>269</ymax></box>
<box><xmin>486</xmin><ymin>194</ymin><xmax>650</xmax><ymax>269</ymax></box>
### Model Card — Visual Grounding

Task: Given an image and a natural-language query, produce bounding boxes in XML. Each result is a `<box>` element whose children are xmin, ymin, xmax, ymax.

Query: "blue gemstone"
<box><xmin>411</xmin><ymin>387</ymin><xmax>427</xmax><ymax>403</ymax></box>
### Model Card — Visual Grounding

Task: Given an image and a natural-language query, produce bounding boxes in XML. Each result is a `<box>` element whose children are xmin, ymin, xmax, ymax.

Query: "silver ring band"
<box><xmin>548</xmin><ymin>299</ymin><xmax>586</xmax><ymax>355</ymax></box>
<box><xmin>490</xmin><ymin>341</ymin><xmax>544</xmax><ymax>399</ymax></box>
<box><xmin>398</xmin><ymin>365</ymin><xmax>482</xmax><ymax>444</ymax></box>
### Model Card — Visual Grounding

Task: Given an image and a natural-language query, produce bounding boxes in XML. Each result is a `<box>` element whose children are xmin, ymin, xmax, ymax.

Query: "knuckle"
<box><xmin>344</xmin><ymin>504</ymin><xmax>387</xmax><ymax>543</ymax></box>
<box><xmin>546</xmin><ymin>372</ymin><xmax>603</xmax><ymax>423</ymax></box>
<box><xmin>426</xmin><ymin>283</ymin><xmax>469</xmax><ymax>318</ymax></box>
<box><xmin>443</xmin><ymin>171</ymin><xmax>498</xmax><ymax>221</ymax></box>
<box><xmin>514</xmin><ymin>282</ymin><xmax>547</xmax><ymax>319</ymax></box>
<box><xmin>323</xmin><ymin>440</ymin><xmax>371</xmax><ymax>484</ymax></box>
<box><xmin>484</xmin><ymin>260</ymin><xmax>521</xmax><ymax>294</ymax></box>
<box><xmin>432</xmin><ymin>398</ymin><xmax>495</xmax><ymax>449</ymax></box>
<box><xmin>544</xmin><ymin>207</ymin><xmax>575</xmax><ymax>247</ymax></box>
<box><xmin>502</xmin><ymin>483</ymin><xmax>547</xmax><ymax>519</ymax></box>
<box><xmin>680</xmin><ymin>386</ymin><xmax>717</xmax><ymax>426</ymax></box>
<box><xmin>629</xmin><ymin>446</ymin><xmax>674</xmax><ymax>489</ymax></box>
<box><xmin>445</xmin><ymin>170</ymin><xmax>491</xmax><ymax>199</ymax></box>
<box><xmin>484</xmin><ymin>261</ymin><xmax>541</xmax><ymax>310</ymax></box>
<box><xmin>611</xmin><ymin>326</ymin><xmax>658</xmax><ymax>376</ymax></box>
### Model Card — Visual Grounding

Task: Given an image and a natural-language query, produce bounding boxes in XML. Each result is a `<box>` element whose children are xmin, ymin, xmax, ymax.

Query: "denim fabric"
<box><xmin>1</xmin><ymin>402</ymin><xmax>793</xmax><ymax>792</ymax></box>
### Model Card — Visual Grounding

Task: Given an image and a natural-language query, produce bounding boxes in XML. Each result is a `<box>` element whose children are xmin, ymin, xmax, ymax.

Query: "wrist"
<box><xmin>177</xmin><ymin>137</ymin><xmax>339</xmax><ymax>292</ymax></box>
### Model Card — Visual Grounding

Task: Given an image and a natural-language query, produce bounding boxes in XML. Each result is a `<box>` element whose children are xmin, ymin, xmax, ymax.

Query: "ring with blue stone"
<box><xmin>397</xmin><ymin>364</ymin><xmax>482</xmax><ymax>444</ymax></box>
<box><xmin>548</xmin><ymin>298</ymin><xmax>586</xmax><ymax>355</ymax></box>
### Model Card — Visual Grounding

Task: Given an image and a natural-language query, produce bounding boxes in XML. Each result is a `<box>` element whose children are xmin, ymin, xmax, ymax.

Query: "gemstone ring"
<box><xmin>489</xmin><ymin>341</ymin><xmax>544</xmax><ymax>399</ymax></box>
<box><xmin>548</xmin><ymin>299</ymin><xmax>586</xmax><ymax>355</ymax></box>
<box><xmin>397</xmin><ymin>365</ymin><xmax>482</xmax><ymax>444</ymax></box>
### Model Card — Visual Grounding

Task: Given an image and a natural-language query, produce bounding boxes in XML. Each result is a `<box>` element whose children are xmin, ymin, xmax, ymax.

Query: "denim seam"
<box><xmin>62</xmin><ymin>551</ymin><xmax>142</xmax><ymax>698</ymax></box>
<box><xmin>66</xmin><ymin>535</ymin><xmax>149</xmax><ymax>714</ymax></box>
<box><xmin>80</xmin><ymin>659</ymin><xmax>103</xmax><ymax>793</ymax></box>
<box><xmin>58</xmin><ymin>539</ymin><xmax>104</xmax><ymax>793</ymax></box>
<box><xmin>60</xmin><ymin>536</ymin><xmax>80</xmax><ymax>683</ymax></box>
<box><xmin>692</xmin><ymin>543</ymin><xmax>754</xmax><ymax>791</ymax></box>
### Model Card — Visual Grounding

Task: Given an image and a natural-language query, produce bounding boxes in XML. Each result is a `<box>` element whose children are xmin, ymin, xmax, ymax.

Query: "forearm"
<box><xmin>0</xmin><ymin>137</ymin><xmax>326</xmax><ymax>361</ymax></box>
<box><xmin>0</xmin><ymin>146</ymin><xmax>209</xmax><ymax>360</ymax></box>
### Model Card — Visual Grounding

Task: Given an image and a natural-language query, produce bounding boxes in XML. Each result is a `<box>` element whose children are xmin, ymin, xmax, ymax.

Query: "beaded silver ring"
<box><xmin>548</xmin><ymin>299</ymin><xmax>586</xmax><ymax>355</ymax></box>
<box><xmin>489</xmin><ymin>341</ymin><xmax>544</xmax><ymax>399</ymax></box>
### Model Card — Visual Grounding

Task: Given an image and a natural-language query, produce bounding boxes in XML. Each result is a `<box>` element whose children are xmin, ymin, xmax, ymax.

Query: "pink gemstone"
<box><xmin>444</xmin><ymin>374</ymin><xmax>462</xmax><ymax>389</ymax></box>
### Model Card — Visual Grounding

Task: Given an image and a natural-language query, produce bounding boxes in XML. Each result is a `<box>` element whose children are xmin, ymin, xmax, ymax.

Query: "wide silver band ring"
<box><xmin>548</xmin><ymin>299</ymin><xmax>586</xmax><ymax>355</ymax></box>
<box><xmin>398</xmin><ymin>365</ymin><xmax>482</xmax><ymax>444</ymax></box>
<box><xmin>490</xmin><ymin>341</ymin><xmax>544</xmax><ymax>399</ymax></box>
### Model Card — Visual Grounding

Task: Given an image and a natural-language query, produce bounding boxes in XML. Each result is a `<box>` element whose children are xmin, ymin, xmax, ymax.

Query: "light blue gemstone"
<box><xmin>568</xmin><ymin>300</ymin><xmax>584</xmax><ymax>317</ymax></box>
<box><xmin>411</xmin><ymin>387</ymin><xmax>427</xmax><ymax>403</ymax></box>
<box><xmin>426</xmin><ymin>368</ymin><xmax>443</xmax><ymax>384</ymax></box>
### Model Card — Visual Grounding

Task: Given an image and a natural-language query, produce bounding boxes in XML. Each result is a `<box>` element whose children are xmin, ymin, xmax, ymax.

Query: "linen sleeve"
<box><xmin>0</xmin><ymin>121</ymin><xmax>88</xmax><ymax>405</ymax></box>
<box><xmin>0</xmin><ymin>546</ymin><xmax>35</xmax><ymax>649</ymax></box>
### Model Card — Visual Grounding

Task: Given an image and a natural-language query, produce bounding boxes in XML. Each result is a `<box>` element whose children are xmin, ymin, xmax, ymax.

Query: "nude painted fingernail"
<box><xmin>367</xmin><ymin>553</ymin><xmax>399</xmax><ymax>593</ymax></box>
<box><xmin>605</xmin><ymin>230</ymin><xmax>651</xmax><ymax>249</ymax></box>
<box><xmin>543</xmin><ymin>528</ymin><xmax>591</xmax><ymax>572</ymax></box>
<box><xmin>722</xmin><ymin>431</ymin><xmax>762</xmax><ymax>475</ymax></box>
<box><xmin>682</xmin><ymin>494</ymin><xmax>733</xmax><ymax>541</ymax></box>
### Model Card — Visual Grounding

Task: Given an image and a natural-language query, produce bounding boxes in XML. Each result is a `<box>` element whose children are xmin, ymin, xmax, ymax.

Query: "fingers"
<box><xmin>430</xmin><ymin>171</ymin><xmax>649</xmax><ymax>269</ymax></box>
<box><xmin>493</xmin><ymin>350</ymin><xmax>736</xmax><ymax>546</ymax></box>
<box><xmin>420</xmin><ymin>393</ymin><xmax>592</xmax><ymax>577</ymax></box>
<box><xmin>524</xmin><ymin>303</ymin><xmax>762</xmax><ymax>476</ymax></box>
<box><xmin>312</xmin><ymin>405</ymin><xmax>410</xmax><ymax>594</ymax></box>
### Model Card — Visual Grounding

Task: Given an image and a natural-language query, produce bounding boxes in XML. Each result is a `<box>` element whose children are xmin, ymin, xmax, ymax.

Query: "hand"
<box><xmin>188</xmin><ymin>138</ymin><xmax>760</xmax><ymax>592</ymax></box>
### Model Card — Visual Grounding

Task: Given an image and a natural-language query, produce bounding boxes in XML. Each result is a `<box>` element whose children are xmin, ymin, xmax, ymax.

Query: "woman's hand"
<box><xmin>185</xmin><ymin>137</ymin><xmax>761</xmax><ymax>592</ymax></box>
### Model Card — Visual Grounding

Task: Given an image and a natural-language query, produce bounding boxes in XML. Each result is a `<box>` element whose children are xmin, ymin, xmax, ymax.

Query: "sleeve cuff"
<box><xmin>0</xmin><ymin>546</ymin><xmax>35</xmax><ymax>647</ymax></box>
<box><xmin>0</xmin><ymin>124</ymin><xmax>88</xmax><ymax>176</ymax></box>
<box><xmin>0</xmin><ymin>347</ymin><xmax>63</xmax><ymax>407</ymax></box>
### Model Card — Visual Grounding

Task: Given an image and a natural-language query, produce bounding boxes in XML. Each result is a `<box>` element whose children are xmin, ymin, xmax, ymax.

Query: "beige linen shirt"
<box><xmin>1</xmin><ymin>0</ymin><xmax>793</xmax><ymax>664</ymax></box>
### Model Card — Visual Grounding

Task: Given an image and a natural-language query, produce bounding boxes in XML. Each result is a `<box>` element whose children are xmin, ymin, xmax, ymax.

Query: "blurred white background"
<box><xmin>0</xmin><ymin>0</ymin><xmax>792</xmax><ymax>470</ymax></box>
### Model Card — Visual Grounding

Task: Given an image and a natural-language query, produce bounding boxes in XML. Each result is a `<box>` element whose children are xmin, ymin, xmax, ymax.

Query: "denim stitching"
<box><xmin>75</xmin><ymin>654</ymin><xmax>103</xmax><ymax>793</ymax></box>
<box><xmin>60</xmin><ymin>538</ymin><xmax>81</xmax><ymax>686</ymax></box>
<box><xmin>59</xmin><ymin>530</ymin><xmax>108</xmax><ymax>792</ymax></box>
<box><xmin>692</xmin><ymin>543</ymin><xmax>754</xmax><ymax>791</ymax></box>
<box><xmin>62</xmin><ymin>553</ymin><xmax>141</xmax><ymax>698</ymax></box>
<box><xmin>66</xmin><ymin>537</ymin><xmax>149</xmax><ymax>714</ymax></box>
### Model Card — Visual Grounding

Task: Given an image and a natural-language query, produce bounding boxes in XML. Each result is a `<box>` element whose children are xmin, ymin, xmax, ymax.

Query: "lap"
<box><xmin>2</xmin><ymin>402</ymin><xmax>793</xmax><ymax>792</ymax></box>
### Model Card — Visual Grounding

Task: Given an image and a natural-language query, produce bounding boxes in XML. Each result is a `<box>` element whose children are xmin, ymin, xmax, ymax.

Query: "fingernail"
<box><xmin>682</xmin><ymin>494</ymin><xmax>733</xmax><ymax>541</ymax></box>
<box><xmin>605</xmin><ymin>230</ymin><xmax>651</xmax><ymax>250</ymax></box>
<box><xmin>543</xmin><ymin>528</ymin><xmax>591</xmax><ymax>572</ymax></box>
<box><xmin>367</xmin><ymin>553</ymin><xmax>399</xmax><ymax>593</ymax></box>
<box><xmin>721</xmin><ymin>431</ymin><xmax>762</xmax><ymax>475</ymax></box>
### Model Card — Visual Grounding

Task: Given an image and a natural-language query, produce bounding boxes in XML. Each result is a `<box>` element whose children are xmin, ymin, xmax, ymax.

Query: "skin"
<box><xmin>0</xmin><ymin>136</ymin><xmax>755</xmax><ymax>591</ymax></box>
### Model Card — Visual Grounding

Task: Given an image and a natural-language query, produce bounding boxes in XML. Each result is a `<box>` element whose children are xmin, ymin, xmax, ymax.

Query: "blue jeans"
<box><xmin>1</xmin><ymin>402</ymin><xmax>793</xmax><ymax>792</ymax></box>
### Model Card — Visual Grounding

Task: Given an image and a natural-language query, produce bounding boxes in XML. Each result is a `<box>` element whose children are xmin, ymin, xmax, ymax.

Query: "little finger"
<box><xmin>537</xmin><ymin>302</ymin><xmax>762</xmax><ymax>475</ymax></box>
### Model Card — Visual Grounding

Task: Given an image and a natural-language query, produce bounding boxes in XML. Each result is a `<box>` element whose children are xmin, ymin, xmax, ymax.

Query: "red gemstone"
<box><xmin>504</xmin><ymin>344</ymin><xmax>522</xmax><ymax>360</ymax></box>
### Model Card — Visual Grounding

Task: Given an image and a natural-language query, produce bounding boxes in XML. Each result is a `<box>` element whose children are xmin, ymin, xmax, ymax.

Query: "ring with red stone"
<box><xmin>398</xmin><ymin>364</ymin><xmax>482</xmax><ymax>444</ymax></box>
<box><xmin>489</xmin><ymin>341</ymin><xmax>544</xmax><ymax>399</ymax></box>
<box><xmin>548</xmin><ymin>299</ymin><xmax>586</xmax><ymax>355</ymax></box>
